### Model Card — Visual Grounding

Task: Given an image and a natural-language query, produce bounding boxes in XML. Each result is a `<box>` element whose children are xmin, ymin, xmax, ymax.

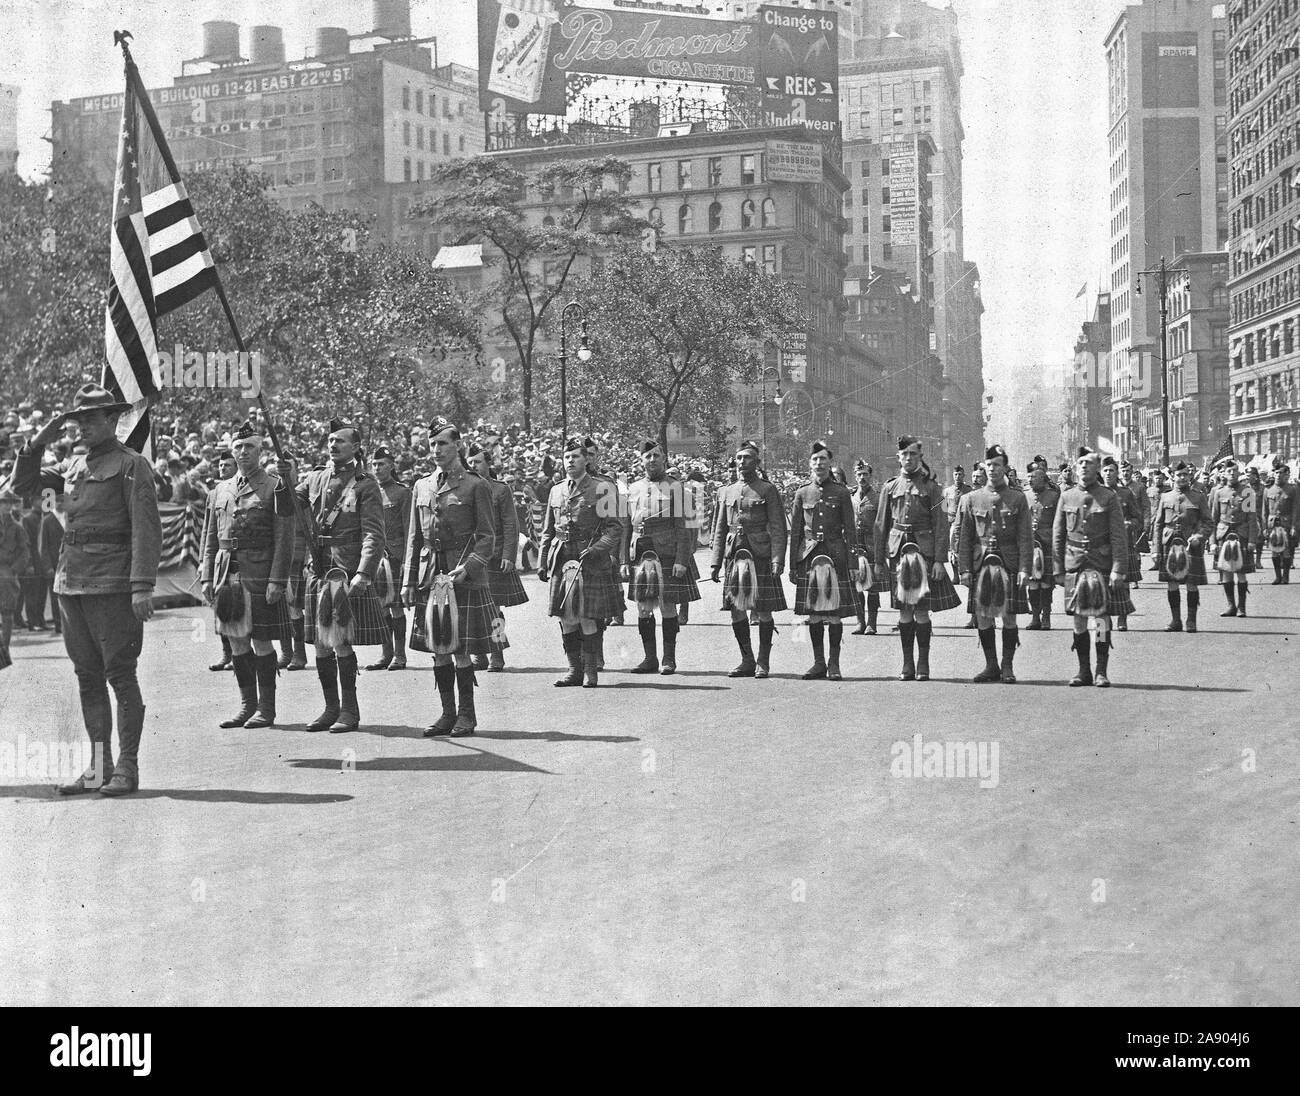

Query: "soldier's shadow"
<box><xmin>287</xmin><ymin>750</ymin><xmax>552</xmax><ymax>774</ymax></box>
<box><xmin>606</xmin><ymin>682</ymin><xmax>730</xmax><ymax>691</ymax></box>
<box><xmin>0</xmin><ymin>785</ymin><xmax>354</xmax><ymax>804</ymax></box>
<box><xmin>475</xmin><ymin>730</ymin><xmax>640</xmax><ymax>743</ymax></box>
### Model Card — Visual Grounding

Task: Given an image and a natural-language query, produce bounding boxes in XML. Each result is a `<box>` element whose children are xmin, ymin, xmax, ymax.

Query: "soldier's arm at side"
<box><xmin>591</xmin><ymin>480</ymin><xmax>622</xmax><ymax>558</ymax></box>
<box><xmin>1015</xmin><ymin>493</ymin><xmax>1033</xmax><ymax>578</ymax></box>
<box><xmin>1051</xmin><ymin>493</ymin><xmax>1067</xmax><ymax>580</ymax></box>
<box><xmin>1109</xmin><ymin>495</ymin><xmax>1128</xmax><ymax>581</ymax></box>
<box><xmin>126</xmin><ymin>453</ymin><xmax>163</xmax><ymax>595</ymax></box>
<box><xmin>872</xmin><ymin>481</ymin><xmax>889</xmax><ymax>564</ymax></box>
<box><xmin>497</xmin><ymin>484</ymin><xmax>518</xmax><ymax>558</ymax></box>
<box><xmin>931</xmin><ymin>483</ymin><xmax>950</xmax><ymax>564</ymax></box>
<box><xmin>838</xmin><ymin>486</ymin><xmax>858</xmax><ymax>556</ymax></box>
<box><xmin>269</xmin><ymin>480</ymin><xmax>293</xmax><ymax>588</ymax></box>
<box><xmin>199</xmin><ymin>488</ymin><xmax>218</xmax><ymax>587</ymax></box>
<box><xmin>355</xmin><ymin>479</ymin><xmax>386</xmax><ymax>579</ymax></box>
<box><xmin>788</xmin><ymin>487</ymin><xmax>806</xmax><ymax>572</ymax></box>
<box><xmin>461</xmin><ymin>479</ymin><xmax>494</xmax><ymax>582</ymax></box>
<box><xmin>955</xmin><ymin>494</ymin><xmax>974</xmax><ymax>578</ymax></box>
<box><xmin>766</xmin><ymin>483</ymin><xmax>788</xmax><ymax>571</ymax></box>
<box><xmin>401</xmin><ymin>485</ymin><xmax>422</xmax><ymax>591</ymax></box>
<box><xmin>1152</xmin><ymin>496</ymin><xmax>1166</xmax><ymax>554</ymax></box>
<box><xmin>708</xmin><ymin>487</ymin><xmax>729</xmax><ymax>572</ymax></box>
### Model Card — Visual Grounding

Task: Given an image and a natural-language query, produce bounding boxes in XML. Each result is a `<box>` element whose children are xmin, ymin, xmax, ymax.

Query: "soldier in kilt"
<box><xmin>1153</xmin><ymin>460</ymin><xmax>1212</xmax><ymax>632</ymax></box>
<box><xmin>956</xmin><ymin>445</ymin><xmax>1033</xmax><ymax>684</ymax></box>
<box><xmin>277</xmin><ymin>452</ymin><xmax>309</xmax><ymax>671</ymax></box>
<box><xmin>789</xmin><ymin>441</ymin><xmax>858</xmax><ymax>681</ymax></box>
<box><xmin>1023</xmin><ymin>456</ymin><xmax>1060</xmax><ymax>630</ymax></box>
<box><xmin>1263</xmin><ymin>458</ymin><xmax>1298</xmax><ymax>584</ymax></box>
<box><xmin>1052</xmin><ymin>448</ymin><xmax>1131</xmax><ymax>688</ymax></box>
<box><xmin>585</xmin><ymin>437</ymin><xmax>627</xmax><ymax>642</ymax></box>
<box><xmin>709</xmin><ymin>440</ymin><xmax>788</xmax><ymax>678</ymax></box>
<box><xmin>365</xmin><ymin>446</ymin><xmax>411</xmax><ymax>672</ymax></box>
<box><xmin>276</xmin><ymin>419</ymin><xmax>387</xmax><ymax>733</ymax></box>
<box><xmin>467</xmin><ymin>442</ymin><xmax>528</xmax><ymax>673</ymax></box>
<box><xmin>850</xmin><ymin>459</ymin><xmax>887</xmax><ymax>634</ymax></box>
<box><xmin>403</xmin><ymin>419</ymin><xmax>498</xmax><ymax>736</ymax></box>
<box><xmin>538</xmin><ymin>437</ymin><xmax>623</xmax><ymax>688</ymax></box>
<box><xmin>1207</xmin><ymin>457</ymin><xmax>1259</xmax><ymax>617</ymax></box>
<box><xmin>874</xmin><ymin>436</ymin><xmax>961</xmax><ymax>681</ymax></box>
<box><xmin>1102</xmin><ymin>457</ymin><xmax>1144</xmax><ymax>629</ymax></box>
<box><xmin>200</xmin><ymin>421</ymin><xmax>293</xmax><ymax>728</ymax></box>
<box><xmin>622</xmin><ymin>439</ymin><xmax>699</xmax><ymax>675</ymax></box>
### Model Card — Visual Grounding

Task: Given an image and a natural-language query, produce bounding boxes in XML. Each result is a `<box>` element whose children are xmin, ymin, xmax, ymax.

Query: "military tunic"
<box><xmin>1207</xmin><ymin>483</ymin><xmax>1259</xmax><ymax>577</ymax></box>
<box><xmin>1024</xmin><ymin>481</ymin><xmax>1060</xmax><ymax>584</ymax></box>
<box><xmin>1154</xmin><ymin>487</ymin><xmax>1213</xmax><ymax>585</ymax></box>
<box><xmin>0</xmin><ymin>510</ymin><xmax>29</xmax><ymax>623</ymax></box>
<box><xmin>404</xmin><ymin>464</ymin><xmax>499</xmax><ymax>656</ymax></box>
<box><xmin>789</xmin><ymin>475</ymin><xmax>858</xmax><ymax>618</ymax></box>
<box><xmin>200</xmin><ymin>466</ymin><xmax>293</xmax><ymax>640</ymax></box>
<box><xmin>483</xmin><ymin>475</ymin><xmax>529</xmax><ymax>608</ymax></box>
<box><xmin>851</xmin><ymin>484</ymin><xmax>888</xmax><ymax>595</ymax></box>
<box><xmin>874</xmin><ymin>471</ymin><xmax>962</xmax><ymax>612</ymax></box>
<box><xmin>942</xmin><ymin>481</ymin><xmax>972</xmax><ymax>561</ymax></box>
<box><xmin>623</xmin><ymin>475</ymin><xmax>701</xmax><ymax>607</ymax></box>
<box><xmin>538</xmin><ymin>473</ymin><xmax>623</xmax><ymax>621</ymax></box>
<box><xmin>1263</xmin><ymin>480</ymin><xmax>1299</xmax><ymax>550</ymax></box>
<box><xmin>1112</xmin><ymin>481</ymin><xmax>1145</xmax><ymax>579</ymax></box>
<box><xmin>374</xmin><ymin>477</ymin><xmax>412</xmax><ymax>608</ymax></box>
<box><xmin>709</xmin><ymin>475</ymin><xmax>789</xmax><ymax>613</ymax></box>
<box><xmin>956</xmin><ymin>483</ymin><xmax>1034</xmax><ymax>615</ymax></box>
<box><xmin>1051</xmin><ymin>482</ymin><xmax>1134</xmax><ymax>614</ymax></box>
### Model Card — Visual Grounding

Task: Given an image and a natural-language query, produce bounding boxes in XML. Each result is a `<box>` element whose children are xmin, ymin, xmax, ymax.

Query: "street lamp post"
<box><xmin>558</xmin><ymin>300</ymin><xmax>591</xmax><ymax>441</ymax></box>
<box><xmin>1135</xmin><ymin>256</ymin><xmax>1181</xmax><ymax>468</ymax></box>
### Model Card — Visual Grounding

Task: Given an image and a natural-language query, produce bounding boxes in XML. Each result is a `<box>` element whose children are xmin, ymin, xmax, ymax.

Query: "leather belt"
<box><xmin>64</xmin><ymin>528</ymin><xmax>130</xmax><ymax>546</ymax></box>
<box><xmin>316</xmin><ymin>533</ymin><xmax>360</xmax><ymax>546</ymax></box>
<box><xmin>218</xmin><ymin>536</ymin><xmax>272</xmax><ymax>551</ymax></box>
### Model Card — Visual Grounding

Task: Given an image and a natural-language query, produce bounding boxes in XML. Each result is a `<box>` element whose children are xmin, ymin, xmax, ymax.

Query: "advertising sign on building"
<box><xmin>478</xmin><ymin>0</ymin><xmax>567</xmax><ymax>115</ymax></box>
<box><xmin>756</xmin><ymin>5</ymin><xmax>839</xmax><ymax>138</ymax></box>
<box><xmin>765</xmin><ymin>139</ymin><xmax>821</xmax><ymax>182</ymax></box>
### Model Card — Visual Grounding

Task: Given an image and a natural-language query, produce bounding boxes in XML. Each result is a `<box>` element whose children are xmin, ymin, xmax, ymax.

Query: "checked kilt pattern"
<box><xmin>304</xmin><ymin>575</ymin><xmax>390</xmax><ymax>647</ymax></box>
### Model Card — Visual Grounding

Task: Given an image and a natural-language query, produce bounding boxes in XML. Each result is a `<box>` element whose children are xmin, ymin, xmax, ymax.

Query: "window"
<box><xmin>323</xmin><ymin>157</ymin><xmax>345</xmax><ymax>182</ymax></box>
<box><xmin>861</xmin><ymin>161</ymin><xmax>870</xmax><ymax>178</ymax></box>
<box><xmin>707</xmin><ymin>201</ymin><xmax>722</xmax><ymax>231</ymax></box>
<box><xmin>883</xmin><ymin>243</ymin><xmax>893</xmax><ymax>260</ymax></box>
<box><xmin>679</xmin><ymin>160</ymin><xmax>693</xmax><ymax>189</ymax></box>
<box><xmin>882</xmin><ymin>158</ymin><xmax>890</xmax><ymax>175</ymax></box>
<box><xmin>883</xmin><ymin>214</ymin><xmax>892</xmax><ymax>233</ymax></box>
<box><xmin>741</xmin><ymin>199</ymin><xmax>756</xmax><ymax>229</ymax></box>
<box><xmin>429</xmin><ymin>93</ymin><xmax>436</xmax><ymax>115</ymax></box>
<box><xmin>678</xmin><ymin>204</ymin><xmax>693</xmax><ymax>234</ymax></box>
<box><xmin>861</xmin><ymin>217</ymin><xmax>870</xmax><ymax>233</ymax></box>
<box><xmin>893</xmin><ymin>108</ymin><xmax>904</xmax><ymax>126</ymax></box>
<box><xmin>402</xmin><ymin>87</ymin><xmax>410</xmax><ymax>110</ymax></box>
<box><xmin>881</xmin><ymin>187</ymin><xmax>891</xmax><ymax>204</ymax></box>
<box><xmin>1211</xmin><ymin>285</ymin><xmax>1228</xmax><ymax>307</ymax></box>
<box><xmin>742</xmin><ymin>245</ymin><xmax>757</xmax><ymax>266</ymax></box>
<box><xmin>416</xmin><ymin>126</ymin><xmax>424</xmax><ymax>150</ymax></box>
<box><xmin>648</xmin><ymin>162</ymin><xmax>662</xmax><ymax>192</ymax></box>
<box><xmin>403</xmin><ymin>158</ymin><xmax>411</xmax><ymax>182</ymax></box>
<box><xmin>415</xmin><ymin>90</ymin><xmax>424</xmax><ymax>114</ymax></box>
<box><xmin>708</xmin><ymin>157</ymin><xmax>722</xmax><ymax>187</ymax></box>
<box><xmin>458</xmin><ymin>135</ymin><xmax>465</xmax><ymax>152</ymax></box>
<box><xmin>417</xmin><ymin>161</ymin><xmax>426</xmax><ymax>181</ymax></box>
<box><xmin>761</xmin><ymin>197</ymin><xmax>776</xmax><ymax>228</ymax></box>
<box><xmin>403</xmin><ymin>121</ymin><xmax>411</xmax><ymax>146</ymax></box>
<box><xmin>914</xmin><ymin>106</ymin><xmax>923</xmax><ymax>123</ymax></box>
<box><xmin>741</xmin><ymin>154</ymin><xmax>757</xmax><ymax>186</ymax></box>
<box><xmin>762</xmin><ymin>244</ymin><xmax>777</xmax><ymax>273</ymax></box>
<box><xmin>861</xmin><ymin>189</ymin><xmax>870</xmax><ymax>204</ymax></box>
<box><xmin>1173</xmin><ymin>234</ymin><xmax>1187</xmax><ymax>257</ymax></box>
<box><xmin>443</xmin><ymin>133</ymin><xmax>450</xmax><ymax>155</ymax></box>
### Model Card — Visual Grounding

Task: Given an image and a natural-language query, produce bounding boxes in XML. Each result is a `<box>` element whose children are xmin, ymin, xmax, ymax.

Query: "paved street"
<box><xmin>2</xmin><ymin>554</ymin><xmax>1298</xmax><ymax>1006</ymax></box>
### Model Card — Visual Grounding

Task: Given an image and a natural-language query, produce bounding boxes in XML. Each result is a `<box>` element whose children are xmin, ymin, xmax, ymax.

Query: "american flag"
<box><xmin>104</xmin><ymin>41</ymin><xmax>217</xmax><ymax>454</ymax></box>
<box><xmin>1211</xmin><ymin>429</ymin><xmax>1235</xmax><ymax>468</ymax></box>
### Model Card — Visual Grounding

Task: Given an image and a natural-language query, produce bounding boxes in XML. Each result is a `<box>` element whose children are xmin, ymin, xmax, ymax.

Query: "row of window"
<box><xmin>1232</xmin><ymin>368</ymin><xmax>1300</xmax><ymax>418</ymax></box>
<box><xmin>1231</xmin><ymin>216</ymin><xmax>1300</xmax><ymax>280</ymax></box>
<box><xmin>401</xmin><ymin>145</ymin><xmax>466</xmax><ymax>182</ymax></box>
<box><xmin>399</xmin><ymin>84</ymin><xmax>464</xmax><ymax>121</ymax></box>
<box><xmin>646</xmin><ymin>197</ymin><xmax>777</xmax><ymax>233</ymax></box>
<box><xmin>646</xmin><ymin>154</ymin><xmax>761</xmax><ymax>192</ymax></box>
<box><xmin>402</xmin><ymin>121</ymin><xmax>463</xmax><ymax>157</ymax></box>
<box><xmin>1231</xmin><ymin>258</ymin><xmax>1300</xmax><ymax>323</ymax></box>
<box><xmin>1231</xmin><ymin>310</ymin><xmax>1300</xmax><ymax>367</ymax></box>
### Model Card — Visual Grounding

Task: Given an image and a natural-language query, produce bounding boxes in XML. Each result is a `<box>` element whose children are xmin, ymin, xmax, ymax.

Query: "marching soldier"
<box><xmin>538</xmin><ymin>437</ymin><xmax>622</xmax><ymax>688</ymax></box>
<box><xmin>709</xmin><ymin>440</ymin><xmax>787</xmax><ymax>678</ymax></box>
<box><xmin>957</xmin><ymin>445</ymin><xmax>1033</xmax><ymax>683</ymax></box>
<box><xmin>200</xmin><ymin>421</ymin><xmax>293</xmax><ymax>729</ymax></box>
<box><xmin>622</xmin><ymin>439</ymin><xmax>699</xmax><ymax>675</ymax></box>
<box><xmin>403</xmin><ymin>419</ymin><xmax>497</xmax><ymax>736</ymax></box>
<box><xmin>585</xmin><ymin>437</ymin><xmax>626</xmax><ymax>655</ymax></box>
<box><xmin>365</xmin><ymin>446</ymin><xmax>411</xmax><ymax>672</ymax></box>
<box><xmin>276</xmin><ymin>419</ymin><xmax>386</xmax><ymax>733</ymax></box>
<box><xmin>789</xmin><ymin>440</ymin><xmax>858</xmax><ymax>680</ymax></box>
<box><xmin>13</xmin><ymin>384</ymin><xmax>163</xmax><ymax>796</ymax></box>
<box><xmin>851</xmin><ymin>459</ymin><xmax>886</xmax><ymax>635</ymax></box>
<box><xmin>1023</xmin><ymin>455</ymin><xmax>1059</xmax><ymax>629</ymax></box>
<box><xmin>1263</xmin><ymin>458</ymin><xmax>1297</xmax><ymax>584</ymax></box>
<box><xmin>0</xmin><ymin>486</ymin><xmax>30</xmax><ymax>666</ymax></box>
<box><xmin>1052</xmin><ymin>448</ymin><xmax>1130</xmax><ymax>687</ymax></box>
<box><xmin>875</xmin><ymin>436</ymin><xmax>960</xmax><ymax>681</ymax></box>
<box><xmin>1101</xmin><ymin>457</ymin><xmax>1143</xmax><ymax>629</ymax></box>
<box><xmin>1246</xmin><ymin>467</ymin><xmax>1266</xmax><ymax>568</ymax></box>
<box><xmin>1207</xmin><ymin>457</ymin><xmax>1259</xmax><ymax>617</ymax></box>
<box><xmin>467</xmin><ymin>441</ymin><xmax>528</xmax><ymax>672</ymax></box>
<box><xmin>1153</xmin><ymin>460</ymin><xmax>1213</xmax><ymax>632</ymax></box>
<box><xmin>1125</xmin><ymin>462</ymin><xmax>1152</xmax><ymax>578</ymax></box>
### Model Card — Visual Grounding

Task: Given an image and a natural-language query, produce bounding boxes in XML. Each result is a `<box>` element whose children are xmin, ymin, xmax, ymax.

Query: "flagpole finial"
<box><xmin>113</xmin><ymin>29</ymin><xmax>134</xmax><ymax>58</ymax></box>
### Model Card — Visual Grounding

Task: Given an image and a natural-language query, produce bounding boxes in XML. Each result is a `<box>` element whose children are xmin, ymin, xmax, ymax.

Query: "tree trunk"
<box><xmin>658</xmin><ymin>398</ymin><xmax>672</xmax><ymax>457</ymax></box>
<box><xmin>522</xmin><ymin>351</ymin><xmax>532</xmax><ymax>433</ymax></box>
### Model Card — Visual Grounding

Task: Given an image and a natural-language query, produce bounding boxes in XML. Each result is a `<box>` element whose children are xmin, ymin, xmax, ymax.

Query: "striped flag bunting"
<box><xmin>104</xmin><ymin>42</ymin><xmax>218</xmax><ymax>456</ymax></box>
<box><xmin>1211</xmin><ymin>430</ymin><xmax>1235</xmax><ymax>468</ymax></box>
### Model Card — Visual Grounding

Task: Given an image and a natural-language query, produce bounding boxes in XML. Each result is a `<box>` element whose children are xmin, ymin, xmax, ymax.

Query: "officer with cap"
<box><xmin>467</xmin><ymin>440</ymin><xmax>528</xmax><ymax>672</ymax></box>
<box><xmin>709</xmin><ymin>439</ymin><xmax>788</xmax><ymax>678</ymax></box>
<box><xmin>850</xmin><ymin>458</ymin><xmax>886</xmax><ymax>635</ymax></box>
<box><xmin>1101</xmin><ymin>456</ymin><xmax>1142</xmax><ymax>630</ymax></box>
<box><xmin>956</xmin><ymin>444</ymin><xmax>1033</xmax><ymax>683</ymax></box>
<box><xmin>365</xmin><ymin>445</ymin><xmax>412</xmax><ymax>672</ymax></box>
<box><xmin>875</xmin><ymin>436</ymin><xmax>961</xmax><ymax>681</ymax></box>
<box><xmin>1023</xmin><ymin>455</ymin><xmax>1060</xmax><ymax>629</ymax></box>
<box><xmin>200</xmin><ymin>420</ymin><xmax>293</xmax><ymax>729</ymax></box>
<box><xmin>1206</xmin><ymin>456</ymin><xmax>1258</xmax><ymax>617</ymax></box>
<box><xmin>13</xmin><ymin>383</ymin><xmax>162</xmax><ymax>795</ymax></box>
<box><xmin>1153</xmin><ymin>460</ymin><xmax>1213</xmax><ymax>631</ymax></box>
<box><xmin>1262</xmin><ymin>457</ymin><xmax>1297</xmax><ymax>584</ymax></box>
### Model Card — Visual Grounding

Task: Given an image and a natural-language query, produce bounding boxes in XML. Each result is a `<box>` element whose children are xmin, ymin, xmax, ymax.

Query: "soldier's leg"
<box><xmin>1024</xmin><ymin>586</ymin><xmax>1041</xmax><ymax>629</ymax></box>
<box><xmin>391</xmin><ymin>608</ymin><xmax>409</xmax><ymax>669</ymax></box>
<box><xmin>210</xmin><ymin>633</ymin><xmax>232</xmax><ymax>671</ymax></box>
<box><xmin>1093</xmin><ymin>615</ymin><xmax>1112</xmax><ymax>687</ymax></box>
<box><xmin>1165</xmin><ymin>580</ymin><xmax>1183</xmax><ymax>631</ymax></box>
<box><xmin>307</xmin><ymin>642</ymin><xmax>340</xmax><ymax>732</ymax></box>
<box><xmin>755</xmin><ymin>612</ymin><xmax>775</xmax><ymax>678</ymax></box>
<box><xmin>55</xmin><ymin>594</ymin><xmax>113</xmax><ymax>793</ymax></box>
<box><xmin>1068</xmin><ymin>615</ymin><xmax>1092</xmax><ymax>686</ymax></box>
<box><xmin>330</xmin><ymin>639</ymin><xmax>361</xmax><ymax>732</ymax></box>
<box><xmin>1040</xmin><ymin>582</ymin><xmax>1054</xmax><ymax>629</ymax></box>
<box><xmin>245</xmin><ymin>637</ymin><xmax>279</xmax><ymax>729</ymax></box>
<box><xmin>580</xmin><ymin>618</ymin><xmax>601</xmax><ymax>687</ymax></box>
<box><xmin>424</xmin><ymin>652</ymin><xmax>459</xmax><ymax>736</ymax></box>
<box><xmin>659</xmin><ymin>603</ymin><xmax>679</xmax><ymax>676</ymax></box>
<box><xmin>914</xmin><ymin>607</ymin><xmax>933</xmax><ymax>681</ymax></box>
<box><xmin>826</xmin><ymin>618</ymin><xmax>843</xmax><ymax>680</ymax></box>
<box><xmin>999</xmin><ymin>605</ymin><xmax>1019</xmax><ymax>684</ymax></box>
<box><xmin>866</xmin><ymin>591</ymin><xmax>879</xmax><ymax>633</ymax></box>
<box><xmin>288</xmin><ymin>616</ymin><xmax>307</xmax><ymax>670</ymax></box>
<box><xmin>98</xmin><ymin>593</ymin><xmax>145</xmax><ymax>791</ymax></box>
<box><xmin>221</xmin><ymin>634</ymin><xmax>259</xmax><ymax>728</ymax></box>
<box><xmin>728</xmin><ymin>607</ymin><xmax>755</xmax><ymax>677</ymax></box>
<box><xmin>1272</xmin><ymin>552</ymin><xmax>1284</xmax><ymax>584</ymax></box>
<box><xmin>974</xmin><ymin>606</ymin><xmax>1000</xmax><ymax>682</ymax></box>
<box><xmin>898</xmin><ymin>605</ymin><xmax>917</xmax><ymax>681</ymax></box>
<box><xmin>555</xmin><ymin>624</ymin><xmax>583</xmax><ymax>687</ymax></box>
<box><xmin>635</xmin><ymin>607</ymin><xmax>659</xmax><ymax>674</ymax></box>
<box><xmin>1221</xmin><ymin>573</ymin><xmax>1238</xmax><ymax>615</ymax></box>
<box><xmin>802</xmin><ymin>618</ymin><xmax>827</xmax><ymax>679</ymax></box>
<box><xmin>1186</xmin><ymin>580</ymin><xmax>1200</xmax><ymax>632</ymax></box>
<box><xmin>453</xmin><ymin>651</ymin><xmax>477</xmax><ymax>736</ymax></box>
<box><xmin>1237</xmin><ymin>576</ymin><xmax>1249</xmax><ymax>617</ymax></box>
<box><xmin>366</xmin><ymin>614</ymin><xmax>394</xmax><ymax>670</ymax></box>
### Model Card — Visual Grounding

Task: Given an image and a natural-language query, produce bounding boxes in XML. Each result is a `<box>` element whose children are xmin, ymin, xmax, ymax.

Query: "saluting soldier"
<box><xmin>850</xmin><ymin>459</ymin><xmax>886</xmax><ymax>635</ymax></box>
<box><xmin>403</xmin><ymin>419</ymin><xmax>497</xmax><ymax>736</ymax></box>
<box><xmin>365</xmin><ymin>445</ymin><xmax>412</xmax><ymax>672</ymax></box>
<box><xmin>276</xmin><ymin>418</ymin><xmax>386</xmax><ymax>733</ymax></box>
<box><xmin>1262</xmin><ymin>458</ymin><xmax>1298</xmax><ymax>584</ymax></box>
<box><xmin>13</xmin><ymin>384</ymin><xmax>162</xmax><ymax>796</ymax></box>
<box><xmin>1023</xmin><ymin>455</ymin><xmax>1060</xmax><ymax>630</ymax></box>
<box><xmin>1206</xmin><ymin>457</ymin><xmax>1259</xmax><ymax>617</ymax></box>
<box><xmin>1153</xmin><ymin>460</ymin><xmax>1213</xmax><ymax>632</ymax></box>
<box><xmin>538</xmin><ymin>437</ymin><xmax>623</xmax><ymax>688</ymax></box>
<box><xmin>789</xmin><ymin>440</ymin><xmax>859</xmax><ymax>681</ymax></box>
<box><xmin>1052</xmin><ymin>447</ymin><xmax>1130</xmax><ymax>688</ymax></box>
<box><xmin>957</xmin><ymin>444</ymin><xmax>1033</xmax><ymax>683</ymax></box>
<box><xmin>709</xmin><ymin>440</ymin><xmax>787</xmax><ymax>678</ymax></box>
<box><xmin>200</xmin><ymin>421</ymin><xmax>293</xmax><ymax>729</ymax></box>
<box><xmin>622</xmin><ymin>439</ymin><xmax>699</xmax><ymax>675</ymax></box>
<box><xmin>467</xmin><ymin>440</ymin><xmax>528</xmax><ymax>672</ymax></box>
<box><xmin>874</xmin><ymin>436</ymin><xmax>961</xmax><ymax>681</ymax></box>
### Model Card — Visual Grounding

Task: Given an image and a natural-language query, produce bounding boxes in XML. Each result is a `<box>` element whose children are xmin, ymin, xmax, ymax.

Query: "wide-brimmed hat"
<box><xmin>65</xmin><ymin>383</ymin><xmax>132</xmax><ymax>418</ymax></box>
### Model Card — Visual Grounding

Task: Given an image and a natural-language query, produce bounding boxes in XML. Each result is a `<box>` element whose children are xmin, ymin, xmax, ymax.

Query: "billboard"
<box><xmin>756</xmin><ymin>6</ymin><xmax>838</xmax><ymax>137</ymax></box>
<box><xmin>478</xmin><ymin>0</ymin><xmax>567</xmax><ymax>116</ymax></box>
<box><xmin>765</xmin><ymin>139</ymin><xmax>821</xmax><ymax>182</ymax></box>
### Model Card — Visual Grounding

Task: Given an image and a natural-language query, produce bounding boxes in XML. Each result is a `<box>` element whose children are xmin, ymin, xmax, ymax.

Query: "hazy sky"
<box><xmin>1</xmin><ymin>0</ymin><xmax>1128</xmax><ymax>443</ymax></box>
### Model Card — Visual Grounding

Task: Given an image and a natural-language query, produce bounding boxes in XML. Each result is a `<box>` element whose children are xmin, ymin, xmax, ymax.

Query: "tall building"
<box><xmin>836</xmin><ymin>0</ymin><xmax>984</xmax><ymax>474</ymax></box>
<box><xmin>1104</xmin><ymin>0</ymin><xmax>1228</xmax><ymax>464</ymax></box>
<box><xmin>1167</xmin><ymin>251</ymin><xmax>1231</xmax><ymax>461</ymax></box>
<box><xmin>1065</xmin><ymin>292</ymin><xmax>1113</xmax><ymax>456</ymax></box>
<box><xmin>50</xmin><ymin>9</ymin><xmax>483</xmax><ymax>222</ymax></box>
<box><xmin>0</xmin><ymin>83</ymin><xmax>17</xmax><ymax>173</ymax></box>
<box><xmin>1225</xmin><ymin>0</ymin><xmax>1300</xmax><ymax>459</ymax></box>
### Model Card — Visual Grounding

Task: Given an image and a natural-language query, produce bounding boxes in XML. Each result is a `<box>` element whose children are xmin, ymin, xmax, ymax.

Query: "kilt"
<box><xmin>1062</xmin><ymin>571</ymin><xmax>1137</xmax><ymax>616</ymax></box>
<box><xmin>213</xmin><ymin>581</ymin><xmax>292</xmax><ymax>641</ymax></box>
<box><xmin>852</xmin><ymin>549</ymin><xmax>889</xmax><ymax>595</ymax></box>
<box><xmin>1127</xmin><ymin>544</ymin><xmax>1143</xmax><ymax>578</ymax></box>
<box><xmin>487</xmin><ymin>563</ymin><xmax>530</xmax><ymax>608</ymax></box>
<box><xmin>409</xmin><ymin>579</ymin><xmax>501</xmax><ymax>656</ymax></box>
<box><xmin>304</xmin><ymin>574</ymin><xmax>390</xmax><ymax>647</ymax></box>
<box><xmin>627</xmin><ymin>549</ymin><xmax>701</xmax><ymax>608</ymax></box>
<box><xmin>1213</xmin><ymin>536</ymin><xmax>1256</xmax><ymax>577</ymax></box>
<box><xmin>969</xmin><ymin>562</ymin><xmax>1031</xmax><ymax>616</ymax></box>
<box><xmin>793</xmin><ymin>560</ymin><xmax>856</xmax><ymax>618</ymax></box>
<box><xmin>886</xmin><ymin>554</ymin><xmax>962</xmax><ymax>613</ymax></box>
<box><xmin>548</xmin><ymin>558</ymin><xmax>621</xmax><ymax>622</ymax></box>
<box><xmin>287</xmin><ymin>555</ymin><xmax>307</xmax><ymax>612</ymax></box>
<box><xmin>1157</xmin><ymin>543</ymin><xmax>1209</xmax><ymax>585</ymax></box>
<box><xmin>0</xmin><ymin>575</ymin><xmax>19</xmax><ymax>615</ymax></box>
<box><xmin>608</xmin><ymin>558</ymin><xmax>627</xmax><ymax>615</ymax></box>
<box><xmin>719</xmin><ymin>555</ymin><xmax>788</xmax><ymax>613</ymax></box>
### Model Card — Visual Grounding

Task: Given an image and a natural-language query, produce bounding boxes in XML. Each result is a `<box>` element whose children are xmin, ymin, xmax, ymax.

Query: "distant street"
<box><xmin>2</xmin><ymin>553</ymin><xmax>1298</xmax><ymax>1006</ymax></box>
